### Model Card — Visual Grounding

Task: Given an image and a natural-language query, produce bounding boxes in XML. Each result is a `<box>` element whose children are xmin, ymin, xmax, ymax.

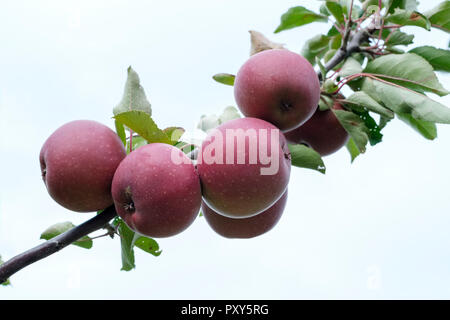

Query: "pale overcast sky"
<box><xmin>1</xmin><ymin>0</ymin><xmax>450</xmax><ymax>299</ymax></box>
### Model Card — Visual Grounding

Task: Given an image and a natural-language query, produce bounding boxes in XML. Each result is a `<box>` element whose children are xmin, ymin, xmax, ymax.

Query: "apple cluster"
<box><xmin>40</xmin><ymin>49</ymin><xmax>349</xmax><ymax>240</ymax></box>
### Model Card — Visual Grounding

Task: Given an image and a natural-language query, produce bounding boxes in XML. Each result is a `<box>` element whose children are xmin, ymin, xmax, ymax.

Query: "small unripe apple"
<box><xmin>197</xmin><ymin>117</ymin><xmax>291</xmax><ymax>219</ymax></box>
<box><xmin>202</xmin><ymin>190</ymin><xmax>288</xmax><ymax>239</ymax></box>
<box><xmin>112</xmin><ymin>143</ymin><xmax>202</xmax><ymax>238</ymax></box>
<box><xmin>284</xmin><ymin>102</ymin><xmax>349</xmax><ymax>156</ymax></box>
<box><xmin>234</xmin><ymin>49</ymin><xmax>320</xmax><ymax>131</ymax></box>
<box><xmin>40</xmin><ymin>120</ymin><xmax>126</xmax><ymax>212</ymax></box>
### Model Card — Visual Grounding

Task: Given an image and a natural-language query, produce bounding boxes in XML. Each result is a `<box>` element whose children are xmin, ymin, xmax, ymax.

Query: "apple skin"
<box><xmin>39</xmin><ymin>120</ymin><xmax>127</xmax><ymax>212</ymax></box>
<box><xmin>234</xmin><ymin>49</ymin><xmax>320</xmax><ymax>132</ymax></box>
<box><xmin>202</xmin><ymin>190</ymin><xmax>288</xmax><ymax>239</ymax></box>
<box><xmin>197</xmin><ymin>117</ymin><xmax>291</xmax><ymax>219</ymax></box>
<box><xmin>112</xmin><ymin>143</ymin><xmax>202</xmax><ymax>238</ymax></box>
<box><xmin>284</xmin><ymin>102</ymin><xmax>349</xmax><ymax>156</ymax></box>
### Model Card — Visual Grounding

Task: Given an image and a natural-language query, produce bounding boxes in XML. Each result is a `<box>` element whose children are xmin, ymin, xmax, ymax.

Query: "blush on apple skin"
<box><xmin>40</xmin><ymin>120</ymin><xmax>127</xmax><ymax>212</ymax></box>
<box><xmin>202</xmin><ymin>191</ymin><xmax>288</xmax><ymax>239</ymax></box>
<box><xmin>234</xmin><ymin>49</ymin><xmax>321</xmax><ymax>132</ymax></box>
<box><xmin>112</xmin><ymin>143</ymin><xmax>202</xmax><ymax>238</ymax></box>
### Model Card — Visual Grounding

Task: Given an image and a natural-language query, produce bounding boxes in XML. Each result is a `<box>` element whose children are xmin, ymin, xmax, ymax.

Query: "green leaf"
<box><xmin>126</xmin><ymin>136</ymin><xmax>148</xmax><ymax>153</ymax></box>
<box><xmin>385</xmin><ymin>30</ymin><xmax>414</xmax><ymax>46</ymax></box>
<box><xmin>319</xmin><ymin>95</ymin><xmax>334</xmax><ymax>111</ymax></box>
<box><xmin>339</xmin><ymin>57</ymin><xmax>363</xmax><ymax>77</ymax></box>
<box><xmin>346</xmin><ymin>138</ymin><xmax>361</xmax><ymax>162</ymax></box>
<box><xmin>385</xmin><ymin>0</ymin><xmax>419</xmax><ymax>14</ymax></box>
<box><xmin>40</xmin><ymin>222</ymin><xmax>93</xmax><ymax>249</ymax></box>
<box><xmin>385</xmin><ymin>46</ymin><xmax>405</xmax><ymax>54</ymax></box>
<box><xmin>364</xmin><ymin>53</ymin><xmax>449</xmax><ymax>96</ymax></box>
<box><xmin>326</xmin><ymin>1</ymin><xmax>345</xmax><ymax>25</ymax></box>
<box><xmin>367</xmin><ymin>79</ymin><xmax>450</xmax><ymax>123</ymax></box>
<box><xmin>118</xmin><ymin>220</ymin><xmax>162</xmax><ymax>271</ymax></box>
<box><xmin>379</xmin><ymin>116</ymin><xmax>392</xmax><ymax>130</ymax></box>
<box><xmin>175</xmin><ymin>141</ymin><xmax>196</xmax><ymax>155</ymax></box>
<box><xmin>341</xmin><ymin>0</ymin><xmax>363</xmax><ymax>19</ymax></box>
<box><xmin>385</xmin><ymin>9</ymin><xmax>431</xmax><ymax>31</ymax></box>
<box><xmin>333</xmin><ymin>109</ymin><xmax>370</xmax><ymax>153</ymax></box>
<box><xmin>425</xmin><ymin>1</ymin><xmax>450</xmax><ymax>33</ymax></box>
<box><xmin>327</xmin><ymin>25</ymin><xmax>340</xmax><ymax>36</ymax></box>
<box><xmin>316</xmin><ymin>57</ymin><xmax>327</xmax><ymax>81</ymax></box>
<box><xmin>366</xmin><ymin>4</ymin><xmax>381</xmax><ymax>16</ymax></box>
<box><xmin>354</xmin><ymin>110</ymin><xmax>383</xmax><ymax>146</ymax></box>
<box><xmin>301</xmin><ymin>34</ymin><xmax>331</xmax><ymax>65</ymax></box>
<box><xmin>344</xmin><ymin>91</ymin><xmax>395</xmax><ymax>118</ymax></box>
<box><xmin>133</xmin><ymin>235</ymin><xmax>162</xmax><ymax>257</ymax></box>
<box><xmin>0</xmin><ymin>255</ymin><xmax>11</xmax><ymax>286</ymax></box>
<box><xmin>114</xmin><ymin>111</ymin><xmax>171</xmax><ymax>144</ymax></box>
<box><xmin>113</xmin><ymin>66</ymin><xmax>152</xmax><ymax>116</ymax></box>
<box><xmin>212</xmin><ymin>73</ymin><xmax>235</xmax><ymax>86</ymax></box>
<box><xmin>163</xmin><ymin>127</ymin><xmax>185</xmax><ymax>145</ymax></box>
<box><xmin>118</xmin><ymin>220</ymin><xmax>136</xmax><ymax>271</ymax></box>
<box><xmin>322</xmin><ymin>79</ymin><xmax>338</xmax><ymax>94</ymax></box>
<box><xmin>219</xmin><ymin>106</ymin><xmax>241</xmax><ymax>124</ymax></box>
<box><xmin>397</xmin><ymin>112</ymin><xmax>438</xmax><ymax>140</ymax></box>
<box><xmin>115</xmin><ymin>119</ymin><xmax>126</xmax><ymax>146</ymax></box>
<box><xmin>287</xmin><ymin>144</ymin><xmax>326</xmax><ymax>174</ymax></box>
<box><xmin>324</xmin><ymin>49</ymin><xmax>337</xmax><ymax>63</ymax></box>
<box><xmin>274</xmin><ymin>6</ymin><xmax>328</xmax><ymax>33</ymax></box>
<box><xmin>320</xmin><ymin>3</ymin><xmax>331</xmax><ymax>16</ymax></box>
<box><xmin>409</xmin><ymin>46</ymin><xmax>450</xmax><ymax>72</ymax></box>
<box><xmin>329</xmin><ymin>34</ymin><xmax>342</xmax><ymax>50</ymax></box>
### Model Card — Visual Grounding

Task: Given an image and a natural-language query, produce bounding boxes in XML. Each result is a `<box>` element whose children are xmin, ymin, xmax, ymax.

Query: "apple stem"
<box><xmin>129</xmin><ymin>129</ymin><xmax>134</xmax><ymax>153</ymax></box>
<box><xmin>0</xmin><ymin>206</ymin><xmax>117</xmax><ymax>285</ymax></box>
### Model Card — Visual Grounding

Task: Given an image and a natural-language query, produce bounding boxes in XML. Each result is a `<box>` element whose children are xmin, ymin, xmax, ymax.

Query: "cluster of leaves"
<box><xmin>214</xmin><ymin>0</ymin><xmax>450</xmax><ymax>164</ymax></box>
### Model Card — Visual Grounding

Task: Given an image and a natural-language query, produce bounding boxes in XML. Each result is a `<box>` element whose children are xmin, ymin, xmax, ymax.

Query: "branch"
<box><xmin>318</xmin><ymin>26</ymin><xmax>374</xmax><ymax>80</ymax></box>
<box><xmin>0</xmin><ymin>205</ymin><xmax>117</xmax><ymax>284</ymax></box>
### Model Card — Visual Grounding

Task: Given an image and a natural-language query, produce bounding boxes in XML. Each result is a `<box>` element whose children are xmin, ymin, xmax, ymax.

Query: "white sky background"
<box><xmin>0</xmin><ymin>0</ymin><xmax>449</xmax><ymax>299</ymax></box>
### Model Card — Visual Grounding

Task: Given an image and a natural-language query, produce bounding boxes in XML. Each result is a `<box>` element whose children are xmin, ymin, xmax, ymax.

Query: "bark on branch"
<box><xmin>318</xmin><ymin>26</ymin><xmax>374</xmax><ymax>80</ymax></box>
<box><xmin>0</xmin><ymin>206</ymin><xmax>117</xmax><ymax>284</ymax></box>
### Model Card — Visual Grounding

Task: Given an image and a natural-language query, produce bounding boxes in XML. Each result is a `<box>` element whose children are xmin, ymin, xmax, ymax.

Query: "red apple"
<box><xmin>234</xmin><ymin>49</ymin><xmax>320</xmax><ymax>131</ymax></box>
<box><xmin>112</xmin><ymin>143</ymin><xmax>202</xmax><ymax>238</ymax></box>
<box><xmin>202</xmin><ymin>191</ymin><xmax>288</xmax><ymax>239</ymax></box>
<box><xmin>197</xmin><ymin>117</ymin><xmax>291</xmax><ymax>218</ymax></box>
<box><xmin>40</xmin><ymin>120</ymin><xmax>126</xmax><ymax>212</ymax></box>
<box><xmin>284</xmin><ymin>102</ymin><xmax>349</xmax><ymax>156</ymax></box>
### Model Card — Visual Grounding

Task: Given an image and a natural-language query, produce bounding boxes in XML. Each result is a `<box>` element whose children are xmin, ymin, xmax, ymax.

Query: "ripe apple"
<box><xmin>197</xmin><ymin>117</ymin><xmax>291</xmax><ymax>218</ymax></box>
<box><xmin>284</xmin><ymin>101</ymin><xmax>349</xmax><ymax>156</ymax></box>
<box><xmin>234</xmin><ymin>49</ymin><xmax>320</xmax><ymax>131</ymax></box>
<box><xmin>202</xmin><ymin>190</ymin><xmax>288</xmax><ymax>239</ymax></box>
<box><xmin>40</xmin><ymin>120</ymin><xmax>126</xmax><ymax>212</ymax></box>
<box><xmin>112</xmin><ymin>143</ymin><xmax>202</xmax><ymax>238</ymax></box>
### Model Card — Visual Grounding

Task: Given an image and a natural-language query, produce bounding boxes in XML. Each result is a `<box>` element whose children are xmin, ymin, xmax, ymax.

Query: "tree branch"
<box><xmin>0</xmin><ymin>205</ymin><xmax>117</xmax><ymax>284</ymax></box>
<box><xmin>318</xmin><ymin>26</ymin><xmax>374</xmax><ymax>80</ymax></box>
